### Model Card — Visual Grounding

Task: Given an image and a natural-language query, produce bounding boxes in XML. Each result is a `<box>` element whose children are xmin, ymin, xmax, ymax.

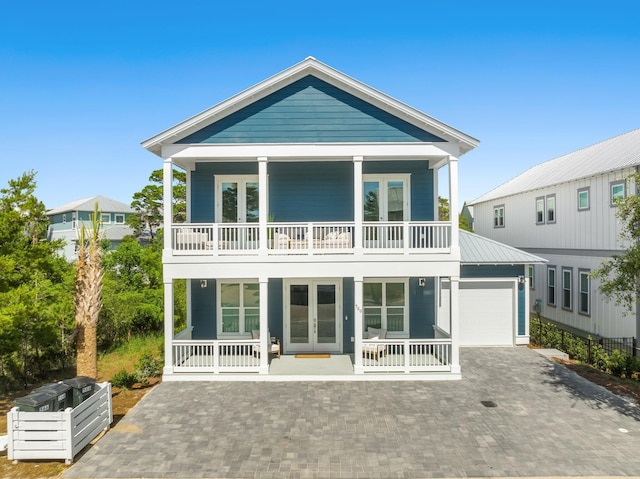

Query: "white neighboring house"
<box><xmin>469</xmin><ymin>129</ymin><xmax>640</xmax><ymax>339</ymax></box>
<box><xmin>47</xmin><ymin>195</ymin><xmax>135</xmax><ymax>261</ymax></box>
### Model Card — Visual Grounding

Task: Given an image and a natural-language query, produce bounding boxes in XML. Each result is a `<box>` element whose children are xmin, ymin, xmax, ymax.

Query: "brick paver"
<box><xmin>64</xmin><ymin>348</ymin><xmax>640</xmax><ymax>478</ymax></box>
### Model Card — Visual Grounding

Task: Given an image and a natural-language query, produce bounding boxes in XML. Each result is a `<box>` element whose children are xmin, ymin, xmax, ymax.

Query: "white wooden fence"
<box><xmin>7</xmin><ymin>382</ymin><xmax>112</xmax><ymax>464</ymax></box>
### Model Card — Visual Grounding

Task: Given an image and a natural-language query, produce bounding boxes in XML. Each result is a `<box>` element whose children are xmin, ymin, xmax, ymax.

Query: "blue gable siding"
<box><xmin>269</xmin><ymin>162</ymin><xmax>353</xmax><ymax>222</ymax></box>
<box><xmin>364</xmin><ymin>161</ymin><xmax>434</xmax><ymax>221</ymax></box>
<box><xmin>177</xmin><ymin>76</ymin><xmax>446</xmax><ymax>144</ymax></box>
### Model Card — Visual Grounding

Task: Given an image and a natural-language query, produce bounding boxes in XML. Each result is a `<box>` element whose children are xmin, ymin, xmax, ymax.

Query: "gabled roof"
<box><xmin>460</xmin><ymin>230</ymin><xmax>546</xmax><ymax>264</ymax></box>
<box><xmin>47</xmin><ymin>195</ymin><xmax>134</xmax><ymax>215</ymax></box>
<box><xmin>469</xmin><ymin>128</ymin><xmax>640</xmax><ymax>205</ymax></box>
<box><xmin>142</xmin><ymin>57</ymin><xmax>479</xmax><ymax>156</ymax></box>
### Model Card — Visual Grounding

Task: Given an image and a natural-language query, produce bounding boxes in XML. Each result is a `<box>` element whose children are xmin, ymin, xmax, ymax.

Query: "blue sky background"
<box><xmin>1</xmin><ymin>1</ymin><xmax>638</xmax><ymax>210</ymax></box>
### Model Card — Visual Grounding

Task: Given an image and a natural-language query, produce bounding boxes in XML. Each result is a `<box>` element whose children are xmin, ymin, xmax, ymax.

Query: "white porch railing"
<box><xmin>173</xmin><ymin>340</ymin><xmax>260</xmax><ymax>373</ymax></box>
<box><xmin>361</xmin><ymin>339</ymin><xmax>452</xmax><ymax>372</ymax></box>
<box><xmin>170</xmin><ymin>222</ymin><xmax>451</xmax><ymax>255</ymax></box>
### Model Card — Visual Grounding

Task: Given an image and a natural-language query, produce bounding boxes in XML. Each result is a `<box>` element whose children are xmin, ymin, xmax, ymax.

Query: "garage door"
<box><xmin>459</xmin><ymin>281</ymin><xmax>514</xmax><ymax>346</ymax></box>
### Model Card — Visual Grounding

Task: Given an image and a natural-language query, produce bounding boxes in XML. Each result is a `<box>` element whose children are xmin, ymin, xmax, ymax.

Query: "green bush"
<box><xmin>134</xmin><ymin>353</ymin><xmax>162</xmax><ymax>383</ymax></box>
<box><xmin>111</xmin><ymin>368</ymin><xmax>138</xmax><ymax>389</ymax></box>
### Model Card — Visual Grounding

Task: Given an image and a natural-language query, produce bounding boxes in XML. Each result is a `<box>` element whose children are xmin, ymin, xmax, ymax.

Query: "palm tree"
<box><xmin>74</xmin><ymin>203</ymin><xmax>104</xmax><ymax>378</ymax></box>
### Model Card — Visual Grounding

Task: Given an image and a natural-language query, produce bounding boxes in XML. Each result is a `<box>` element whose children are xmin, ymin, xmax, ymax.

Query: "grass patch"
<box><xmin>97</xmin><ymin>334</ymin><xmax>162</xmax><ymax>382</ymax></box>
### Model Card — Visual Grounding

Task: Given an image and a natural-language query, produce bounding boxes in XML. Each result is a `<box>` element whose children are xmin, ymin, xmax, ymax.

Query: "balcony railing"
<box><xmin>171</xmin><ymin>222</ymin><xmax>451</xmax><ymax>256</ymax></box>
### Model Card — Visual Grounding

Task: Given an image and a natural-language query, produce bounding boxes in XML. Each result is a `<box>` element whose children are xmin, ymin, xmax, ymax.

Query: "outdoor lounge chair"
<box><xmin>362</xmin><ymin>327</ymin><xmax>387</xmax><ymax>361</ymax></box>
<box><xmin>251</xmin><ymin>330</ymin><xmax>280</xmax><ymax>358</ymax></box>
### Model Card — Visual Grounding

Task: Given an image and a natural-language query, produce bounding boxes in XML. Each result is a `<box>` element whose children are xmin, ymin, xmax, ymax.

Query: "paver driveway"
<box><xmin>64</xmin><ymin>347</ymin><xmax>640</xmax><ymax>478</ymax></box>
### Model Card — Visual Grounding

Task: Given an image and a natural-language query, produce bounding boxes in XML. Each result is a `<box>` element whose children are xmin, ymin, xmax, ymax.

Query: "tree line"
<box><xmin>0</xmin><ymin>170</ymin><xmax>185</xmax><ymax>393</ymax></box>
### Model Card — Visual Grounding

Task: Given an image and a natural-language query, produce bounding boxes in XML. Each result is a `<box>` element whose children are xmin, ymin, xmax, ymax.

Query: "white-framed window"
<box><xmin>528</xmin><ymin>265</ymin><xmax>535</xmax><ymax>290</ymax></box>
<box><xmin>363</xmin><ymin>174</ymin><xmax>410</xmax><ymax>222</ymax></box>
<box><xmin>547</xmin><ymin>266</ymin><xmax>556</xmax><ymax>306</ymax></box>
<box><xmin>217</xmin><ymin>281</ymin><xmax>260</xmax><ymax>336</ymax></box>
<box><xmin>215</xmin><ymin>175</ymin><xmax>259</xmax><ymax>223</ymax></box>
<box><xmin>493</xmin><ymin>205</ymin><xmax>505</xmax><ymax>228</ymax></box>
<box><xmin>535</xmin><ymin>197</ymin><xmax>545</xmax><ymax>224</ymax></box>
<box><xmin>579</xmin><ymin>270</ymin><xmax>590</xmax><ymax>316</ymax></box>
<box><xmin>577</xmin><ymin>187</ymin><xmax>590</xmax><ymax>211</ymax></box>
<box><xmin>101</xmin><ymin>213</ymin><xmax>111</xmax><ymax>224</ymax></box>
<box><xmin>546</xmin><ymin>195</ymin><xmax>556</xmax><ymax>223</ymax></box>
<box><xmin>62</xmin><ymin>214</ymin><xmax>66</xmax><ymax>225</ymax></box>
<box><xmin>562</xmin><ymin>268</ymin><xmax>572</xmax><ymax>311</ymax></box>
<box><xmin>115</xmin><ymin>214</ymin><xmax>125</xmax><ymax>224</ymax></box>
<box><xmin>363</xmin><ymin>279</ymin><xmax>408</xmax><ymax>337</ymax></box>
<box><xmin>71</xmin><ymin>212</ymin><xmax>77</xmax><ymax>230</ymax></box>
<box><xmin>610</xmin><ymin>180</ymin><xmax>625</xmax><ymax>206</ymax></box>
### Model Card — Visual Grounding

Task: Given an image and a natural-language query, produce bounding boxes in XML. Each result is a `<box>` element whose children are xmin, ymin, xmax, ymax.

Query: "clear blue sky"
<box><xmin>1</xmin><ymin>1</ymin><xmax>638</xmax><ymax>210</ymax></box>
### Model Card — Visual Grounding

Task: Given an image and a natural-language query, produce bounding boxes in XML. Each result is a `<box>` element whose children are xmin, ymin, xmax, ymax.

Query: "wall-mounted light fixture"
<box><xmin>200</xmin><ymin>280</ymin><xmax>207</xmax><ymax>288</ymax></box>
<box><xmin>418</xmin><ymin>278</ymin><xmax>426</xmax><ymax>287</ymax></box>
<box><xmin>518</xmin><ymin>276</ymin><xmax>526</xmax><ymax>284</ymax></box>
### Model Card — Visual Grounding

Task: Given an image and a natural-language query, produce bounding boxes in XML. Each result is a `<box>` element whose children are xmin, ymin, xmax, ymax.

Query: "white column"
<box><xmin>163</xmin><ymin>281</ymin><xmax>174</xmax><ymax>375</ymax></box>
<box><xmin>353</xmin><ymin>156</ymin><xmax>363</xmax><ymax>254</ymax></box>
<box><xmin>353</xmin><ymin>276</ymin><xmax>364</xmax><ymax>374</ymax></box>
<box><xmin>163</xmin><ymin>159</ymin><xmax>174</xmax><ymax>254</ymax></box>
<box><xmin>258</xmin><ymin>157</ymin><xmax>268</xmax><ymax>256</ymax></box>
<box><xmin>523</xmin><ymin>276</ymin><xmax>530</xmax><ymax>343</ymax></box>
<box><xmin>259</xmin><ymin>277</ymin><xmax>269</xmax><ymax>374</ymax></box>
<box><xmin>448</xmin><ymin>156</ymin><xmax>459</xmax><ymax>254</ymax></box>
<box><xmin>186</xmin><ymin>169</ymin><xmax>192</xmax><ymax>223</ymax></box>
<box><xmin>450</xmin><ymin>276</ymin><xmax>461</xmax><ymax>374</ymax></box>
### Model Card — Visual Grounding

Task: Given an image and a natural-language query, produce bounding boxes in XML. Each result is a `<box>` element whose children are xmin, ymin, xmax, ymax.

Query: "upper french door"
<box><xmin>284</xmin><ymin>279</ymin><xmax>342</xmax><ymax>353</ymax></box>
<box><xmin>215</xmin><ymin>175</ymin><xmax>259</xmax><ymax>223</ymax></box>
<box><xmin>363</xmin><ymin>175</ymin><xmax>409</xmax><ymax>222</ymax></box>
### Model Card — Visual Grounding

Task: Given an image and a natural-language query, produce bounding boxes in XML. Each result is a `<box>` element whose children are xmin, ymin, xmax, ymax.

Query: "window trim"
<box><xmin>610</xmin><ymin>180</ymin><xmax>625</xmax><ymax>206</ymax></box>
<box><xmin>561</xmin><ymin>268</ymin><xmax>572</xmax><ymax>311</ymax></box>
<box><xmin>493</xmin><ymin>204</ymin><xmax>505</xmax><ymax>228</ymax></box>
<box><xmin>101</xmin><ymin>213</ymin><xmax>111</xmax><ymax>225</ymax></box>
<box><xmin>115</xmin><ymin>214</ymin><xmax>125</xmax><ymax>224</ymax></box>
<box><xmin>578</xmin><ymin>269</ymin><xmax>591</xmax><ymax>316</ymax></box>
<box><xmin>363</xmin><ymin>278</ymin><xmax>409</xmax><ymax>338</ymax></box>
<box><xmin>577</xmin><ymin>187</ymin><xmax>590</xmax><ymax>211</ymax></box>
<box><xmin>535</xmin><ymin>197</ymin><xmax>545</xmax><ymax>225</ymax></box>
<box><xmin>62</xmin><ymin>214</ymin><xmax>66</xmax><ymax>225</ymax></box>
<box><xmin>528</xmin><ymin>265</ymin><xmax>535</xmax><ymax>290</ymax></box>
<box><xmin>547</xmin><ymin>266</ymin><xmax>556</xmax><ymax>307</ymax></box>
<box><xmin>546</xmin><ymin>194</ymin><xmax>556</xmax><ymax>224</ymax></box>
<box><xmin>362</xmin><ymin>174</ymin><xmax>411</xmax><ymax>222</ymax></box>
<box><xmin>217</xmin><ymin>280</ymin><xmax>260</xmax><ymax>337</ymax></box>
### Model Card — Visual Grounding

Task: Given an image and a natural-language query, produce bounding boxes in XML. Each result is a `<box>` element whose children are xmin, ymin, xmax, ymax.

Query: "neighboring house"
<box><xmin>469</xmin><ymin>128</ymin><xmax>640</xmax><ymax>339</ymax></box>
<box><xmin>460</xmin><ymin>202</ymin><xmax>474</xmax><ymax>231</ymax></box>
<box><xmin>142</xmin><ymin>57</ymin><xmax>542</xmax><ymax>380</ymax></box>
<box><xmin>47</xmin><ymin>195</ymin><xmax>135</xmax><ymax>260</ymax></box>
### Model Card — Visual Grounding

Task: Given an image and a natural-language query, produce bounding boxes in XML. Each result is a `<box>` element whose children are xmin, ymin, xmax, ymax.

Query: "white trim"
<box><xmin>101</xmin><ymin>213</ymin><xmax>111</xmax><ymax>225</ymax></box>
<box><xmin>215</xmin><ymin>175</ymin><xmax>259</xmax><ymax>223</ymax></box>
<box><xmin>216</xmin><ymin>280</ymin><xmax>261</xmax><ymax>337</ymax></box>
<box><xmin>362</xmin><ymin>174</ymin><xmax>410</xmax><ymax>222</ymax></box>
<box><xmin>362</xmin><ymin>278</ymin><xmax>409</xmax><ymax>338</ymax></box>
<box><xmin>114</xmin><ymin>213</ymin><xmax>125</xmax><ymax>224</ymax></box>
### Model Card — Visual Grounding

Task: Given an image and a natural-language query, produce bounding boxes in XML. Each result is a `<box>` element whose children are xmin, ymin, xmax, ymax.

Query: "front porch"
<box><xmin>165</xmin><ymin>332</ymin><xmax>456</xmax><ymax>381</ymax></box>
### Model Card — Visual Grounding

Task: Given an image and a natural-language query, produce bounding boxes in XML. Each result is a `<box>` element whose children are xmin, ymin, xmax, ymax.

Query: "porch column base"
<box><xmin>353</xmin><ymin>365</ymin><xmax>364</xmax><ymax>374</ymax></box>
<box><xmin>259</xmin><ymin>365</ymin><xmax>269</xmax><ymax>374</ymax></box>
<box><xmin>450</xmin><ymin>364</ymin><xmax>461</xmax><ymax>374</ymax></box>
<box><xmin>162</xmin><ymin>366</ymin><xmax>174</xmax><ymax>376</ymax></box>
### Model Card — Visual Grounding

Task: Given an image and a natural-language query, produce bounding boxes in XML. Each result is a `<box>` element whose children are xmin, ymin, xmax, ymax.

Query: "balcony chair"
<box><xmin>362</xmin><ymin>327</ymin><xmax>387</xmax><ymax>361</ymax></box>
<box><xmin>251</xmin><ymin>330</ymin><xmax>281</xmax><ymax>358</ymax></box>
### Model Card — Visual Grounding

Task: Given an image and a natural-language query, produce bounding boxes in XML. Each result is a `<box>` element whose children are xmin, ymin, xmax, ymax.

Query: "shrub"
<box><xmin>111</xmin><ymin>368</ymin><xmax>138</xmax><ymax>389</ymax></box>
<box><xmin>134</xmin><ymin>353</ymin><xmax>162</xmax><ymax>383</ymax></box>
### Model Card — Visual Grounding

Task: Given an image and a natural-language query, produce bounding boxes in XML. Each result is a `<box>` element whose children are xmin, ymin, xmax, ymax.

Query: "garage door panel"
<box><xmin>459</xmin><ymin>281</ymin><xmax>513</xmax><ymax>346</ymax></box>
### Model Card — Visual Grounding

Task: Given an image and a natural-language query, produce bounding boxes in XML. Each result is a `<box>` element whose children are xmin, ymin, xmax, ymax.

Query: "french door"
<box><xmin>363</xmin><ymin>175</ymin><xmax>409</xmax><ymax>247</ymax></box>
<box><xmin>284</xmin><ymin>280</ymin><xmax>342</xmax><ymax>353</ymax></box>
<box><xmin>215</xmin><ymin>176</ymin><xmax>259</xmax><ymax>247</ymax></box>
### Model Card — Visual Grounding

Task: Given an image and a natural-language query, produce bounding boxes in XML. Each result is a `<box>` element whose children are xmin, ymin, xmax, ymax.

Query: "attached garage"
<box><xmin>459</xmin><ymin>279</ymin><xmax>516</xmax><ymax>346</ymax></box>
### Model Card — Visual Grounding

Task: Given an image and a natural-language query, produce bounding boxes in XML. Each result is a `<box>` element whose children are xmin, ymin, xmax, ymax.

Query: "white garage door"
<box><xmin>459</xmin><ymin>281</ymin><xmax>514</xmax><ymax>346</ymax></box>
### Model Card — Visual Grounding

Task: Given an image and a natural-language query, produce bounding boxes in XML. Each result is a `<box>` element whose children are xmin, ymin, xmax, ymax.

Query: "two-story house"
<box><xmin>142</xmin><ymin>58</ymin><xmax>542</xmax><ymax>380</ymax></box>
<box><xmin>47</xmin><ymin>195</ymin><xmax>135</xmax><ymax>261</ymax></box>
<box><xmin>470</xmin><ymin>129</ymin><xmax>640</xmax><ymax>339</ymax></box>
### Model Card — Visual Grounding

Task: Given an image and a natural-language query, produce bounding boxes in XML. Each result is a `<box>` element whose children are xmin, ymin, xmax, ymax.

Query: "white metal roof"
<box><xmin>47</xmin><ymin>195</ymin><xmax>134</xmax><ymax>215</ymax></box>
<box><xmin>460</xmin><ymin>230</ymin><xmax>546</xmax><ymax>264</ymax></box>
<box><xmin>469</xmin><ymin>128</ymin><xmax>640</xmax><ymax>205</ymax></box>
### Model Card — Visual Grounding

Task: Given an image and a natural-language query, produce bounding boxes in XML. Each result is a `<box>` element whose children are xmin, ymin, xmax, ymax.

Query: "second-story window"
<box><xmin>101</xmin><ymin>213</ymin><xmax>111</xmax><ymax>224</ymax></box>
<box><xmin>536</xmin><ymin>197</ymin><xmax>545</xmax><ymax>224</ymax></box>
<box><xmin>546</xmin><ymin>195</ymin><xmax>556</xmax><ymax>223</ymax></box>
<box><xmin>610</xmin><ymin>180</ymin><xmax>625</xmax><ymax>206</ymax></box>
<box><xmin>493</xmin><ymin>205</ymin><xmax>504</xmax><ymax>228</ymax></box>
<box><xmin>577</xmin><ymin>187</ymin><xmax>590</xmax><ymax>211</ymax></box>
